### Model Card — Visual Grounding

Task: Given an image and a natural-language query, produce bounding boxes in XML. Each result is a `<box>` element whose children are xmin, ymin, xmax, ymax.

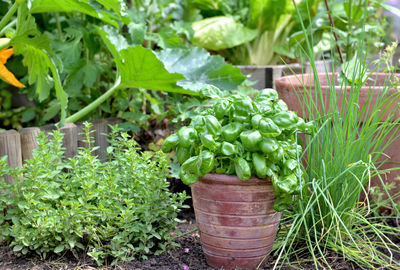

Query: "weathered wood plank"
<box><xmin>59</xmin><ymin>123</ymin><xmax>78</xmax><ymax>158</ymax></box>
<box><xmin>0</xmin><ymin>130</ymin><xmax>22</xmax><ymax>183</ymax></box>
<box><xmin>19</xmin><ymin>127</ymin><xmax>40</xmax><ymax>162</ymax></box>
<box><xmin>92</xmin><ymin>119</ymin><xmax>109</xmax><ymax>161</ymax></box>
<box><xmin>40</xmin><ymin>124</ymin><xmax>58</xmax><ymax>135</ymax></box>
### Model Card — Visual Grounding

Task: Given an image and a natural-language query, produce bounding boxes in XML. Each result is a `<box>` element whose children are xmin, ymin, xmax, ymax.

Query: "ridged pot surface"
<box><xmin>191</xmin><ymin>174</ymin><xmax>281</xmax><ymax>270</ymax></box>
<box><xmin>274</xmin><ymin>72</ymin><xmax>400</xmax><ymax>120</ymax></box>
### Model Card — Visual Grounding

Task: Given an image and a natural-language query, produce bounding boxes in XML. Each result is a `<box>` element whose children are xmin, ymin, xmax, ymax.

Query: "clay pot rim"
<box><xmin>198</xmin><ymin>173</ymin><xmax>272</xmax><ymax>186</ymax></box>
<box><xmin>275</xmin><ymin>72</ymin><xmax>400</xmax><ymax>90</ymax></box>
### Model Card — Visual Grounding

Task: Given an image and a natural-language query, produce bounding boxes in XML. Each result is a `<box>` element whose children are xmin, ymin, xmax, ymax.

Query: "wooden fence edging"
<box><xmin>0</xmin><ymin>118</ymin><xmax>122</xmax><ymax>179</ymax></box>
<box><xmin>19</xmin><ymin>127</ymin><xmax>40</xmax><ymax>162</ymax></box>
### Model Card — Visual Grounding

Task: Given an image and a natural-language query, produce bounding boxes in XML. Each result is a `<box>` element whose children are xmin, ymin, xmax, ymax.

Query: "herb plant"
<box><xmin>0</xmin><ymin>123</ymin><xmax>188</xmax><ymax>265</ymax></box>
<box><xmin>162</xmin><ymin>90</ymin><xmax>313</xmax><ymax>211</ymax></box>
<box><xmin>273</xmin><ymin>3</ymin><xmax>400</xmax><ymax>269</ymax></box>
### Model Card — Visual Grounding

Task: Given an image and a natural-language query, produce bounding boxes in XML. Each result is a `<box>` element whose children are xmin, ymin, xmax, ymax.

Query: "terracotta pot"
<box><xmin>191</xmin><ymin>174</ymin><xmax>281</xmax><ymax>270</ymax></box>
<box><xmin>275</xmin><ymin>72</ymin><xmax>400</xmax><ymax>200</ymax></box>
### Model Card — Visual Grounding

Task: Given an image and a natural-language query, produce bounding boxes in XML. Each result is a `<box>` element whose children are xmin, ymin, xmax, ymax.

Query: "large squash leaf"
<box><xmin>96</xmin><ymin>26</ymin><xmax>194</xmax><ymax>95</ymax></box>
<box><xmin>156</xmin><ymin>47</ymin><xmax>246</xmax><ymax>91</ymax></box>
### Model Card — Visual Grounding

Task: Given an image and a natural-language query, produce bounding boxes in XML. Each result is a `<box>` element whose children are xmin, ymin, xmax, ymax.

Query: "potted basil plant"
<box><xmin>162</xmin><ymin>89</ymin><xmax>313</xmax><ymax>270</ymax></box>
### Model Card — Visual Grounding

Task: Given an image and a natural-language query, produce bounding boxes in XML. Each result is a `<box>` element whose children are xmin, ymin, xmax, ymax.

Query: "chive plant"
<box><xmin>271</xmin><ymin>1</ymin><xmax>400</xmax><ymax>269</ymax></box>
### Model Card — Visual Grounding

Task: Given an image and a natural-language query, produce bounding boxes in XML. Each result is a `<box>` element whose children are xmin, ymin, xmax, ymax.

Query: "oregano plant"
<box><xmin>0</xmin><ymin>122</ymin><xmax>188</xmax><ymax>265</ymax></box>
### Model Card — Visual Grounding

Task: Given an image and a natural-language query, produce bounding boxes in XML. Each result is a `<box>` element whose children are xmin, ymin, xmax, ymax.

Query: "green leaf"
<box><xmin>156</xmin><ymin>47</ymin><xmax>246</xmax><ymax>91</ymax></box>
<box><xmin>96</xmin><ymin>0</ymin><xmax>127</xmax><ymax>17</ymax></box>
<box><xmin>234</xmin><ymin>157</ymin><xmax>251</xmax><ymax>180</ymax></box>
<box><xmin>128</xmin><ymin>22</ymin><xmax>145</xmax><ymax>45</ymax></box>
<box><xmin>82</xmin><ymin>63</ymin><xmax>99</xmax><ymax>88</ymax></box>
<box><xmin>54</xmin><ymin>244</ymin><xmax>64</xmax><ymax>253</ymax></box>
<box><xmin>96</xmin><ymin>26</ymin><xmax>194</xmax><ymax>95</ymax></box>
<box><xmin>52</xmin><ymin>28</ymin><xmax>83</xmax><ymax>69</ymax></box>
<box><xmin>11</xmin><ymin>4</ymin><xmax>68</xmax><ymax>123</ymax></box>
<box><xmin>118</xmin><ymin>47</ymin><xmax>191</xmax><ymax>93</ymax></box>
<box><xmin>13</xmin><ymin>245</ymin><xmax>23</xmax><ymax>252</ymax></box>
<box><xmin>342</xmin><ymin>55</ymin><xmax>368</xmax><ymax>85</ymax></box>
<box><xmin>28</xmin><ymin>0</ymin><xmax>122</xmax><ymax>27</ymax></box>
<box><xmin>277</xmin><ymin>174</ymin><xmax>298</xmax><ymax>194</ymax></box>
<box><xmin>97</xmin><ymin>26</ymin><xmax>244</xmax><ymax>94</ymax></box>
<box><xmin>64</xmin><ymin>60</ymin><xmax>86</xmax><ymax>96</ymax></box>
<box><xmin>192</xmin><ymin>16</ymin><xmax>258</xmax><ymax>50</ymax></box>
<box><xmin>156</xmin><ymin>27</ymin><xmax>185</xmax><ymax>49</ymax></box>
<box><xmin>21</xmin><ymin>108</ymin><xmax>36</xmax><ymax>123</ymax></box>
<box><xmin>43</xmin><ymin>101</ymin><xmax>61</xmax><ymax>122</ymax></box>
<box><xmin>96</xmin><ymin>25</ymin><xmax>129</xmax><ymax>60</ymax></box>
<box><xmin>374</xmin><ymin>1</ymin><xmax>400</xmax><ymax>17</ymax></box>
<box><xmin>248</xmin><ymin>0</ymin><xmax>291</xmax><ymax>32</ymax></box>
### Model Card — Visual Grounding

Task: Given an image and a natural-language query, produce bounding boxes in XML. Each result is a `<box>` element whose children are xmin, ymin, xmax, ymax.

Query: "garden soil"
<box><xmin>0</xmin><ymin>182</ymin><xmax>399</xmax><ymax>270</ymax></box>
<box><xmin>1</xmin><ymin>208</ymin><xmax>398</xmax><ymax>270</ymax></box>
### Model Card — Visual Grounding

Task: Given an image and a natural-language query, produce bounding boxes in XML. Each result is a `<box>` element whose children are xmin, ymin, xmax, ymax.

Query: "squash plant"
<box><xmin>0</xmin><ymin>0</ymin><xmax>245</xmax><ymax>126</ymax></box>
<box><xmin>162</xmin><ymin>89</ymin><xmax>313</xmax><ymax>211</ymax></box>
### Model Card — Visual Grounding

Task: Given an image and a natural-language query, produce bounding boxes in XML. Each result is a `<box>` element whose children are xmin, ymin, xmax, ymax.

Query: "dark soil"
<box><xmin>1</xmin><ymin>209</ymin><xmax>398</xmax><ymax>270</ymax></box>
<box><xmin>1</xmin><ymin>178</ymin><xmax>398</xmax><ymax>269</ymax></box>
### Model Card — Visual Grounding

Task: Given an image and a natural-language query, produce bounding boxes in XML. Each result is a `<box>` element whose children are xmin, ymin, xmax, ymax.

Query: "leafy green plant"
<box><xmin>0</xmin><ymin>87</ymin><xmax>28</xmax><ymax>130</ymax></box>
<box><xmin>162</xmin><ymin>90</ymin><xmax>313</xmax><ymax>211</ymax></box>
<box><xmin>128</xmin><ymin>0</ymin><xmax>194</xmax><ymax>50</ymax></box>
<box><xmin>0</xmin><ymin>123</ymin><xmax>189</xmax><ymax>265</ymax></box>
<box><xmin>369</xmin><ymin>184</ymin><xmax>400</xmax><ymax>216</ymax></box>
<box><xmin>318</xmin><ymin>0</ymin><xmax>399</xmax><ymax>61</ymax></box>
<box><xmin>288</xmin><ymin>0</ymin><xmax>400</xmax><ymax>66</ymax></box>
<box><xmin>0</xmin><ymin>0</ymin><xmax>245</xmax><ymax>128</ymax></box>
<box><xmin>186</xmin><ymin>0</ymin><xmax>321</xmax><ymax>65</ymax></box>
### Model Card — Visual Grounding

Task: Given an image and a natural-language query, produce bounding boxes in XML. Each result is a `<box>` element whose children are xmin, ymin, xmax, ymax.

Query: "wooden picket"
<box><xmin>0</xmin><ymin>118</ymin><xmax>122</xmax><ymax>173</ymax></box>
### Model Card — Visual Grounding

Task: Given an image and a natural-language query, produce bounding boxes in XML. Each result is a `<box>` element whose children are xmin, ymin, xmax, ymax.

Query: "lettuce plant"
<box><xmin>188</xmin><ymin>0</ymin><xmax>320</xmax><ymax>65</ymax></box>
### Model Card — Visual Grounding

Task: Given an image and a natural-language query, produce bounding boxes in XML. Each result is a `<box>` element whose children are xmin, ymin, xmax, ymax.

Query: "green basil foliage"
<box><xmin>0</xmin><ymin>123</ymin><xmax>188</xmax><ymax>265</ymax></box>
<box><xmin>162</xmin><ymin>89</ymin><xmax>313</xmax><ymax>211</ymax></box>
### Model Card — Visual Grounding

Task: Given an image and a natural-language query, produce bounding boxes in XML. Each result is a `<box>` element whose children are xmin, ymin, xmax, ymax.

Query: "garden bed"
<box><xmin>1</xmin><ymin>208</ymin><xmax>398</xmax><ymax>270</ymax></box>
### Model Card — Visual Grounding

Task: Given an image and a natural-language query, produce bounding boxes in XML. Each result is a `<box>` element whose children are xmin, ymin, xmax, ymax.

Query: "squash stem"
<box><xmin>0</xmin><ymin>3</ymin><xmax>18</xmax><ymax>32</ymax></box>
<box><xmin>63</xmin><ymin>77</ymin><xmax>122</xmax><ymax>124</ymax></box>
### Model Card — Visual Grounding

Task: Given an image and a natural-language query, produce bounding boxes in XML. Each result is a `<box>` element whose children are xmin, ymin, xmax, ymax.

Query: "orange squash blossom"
<box><xmin>0</xmin><ymin>47</ymin><xmax>25</xmax><ymax>88</ymax></box>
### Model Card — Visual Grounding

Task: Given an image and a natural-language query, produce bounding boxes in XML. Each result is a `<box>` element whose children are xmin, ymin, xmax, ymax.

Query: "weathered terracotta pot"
<box><xmin>275</xmin><ymin>72</ymin><xmax>400</xmax><ymax>199</ymax></box>
<box><xmin>191</xmin><ymin>174</ymin><xmax>281</xmax><ymax>270</ymax></box>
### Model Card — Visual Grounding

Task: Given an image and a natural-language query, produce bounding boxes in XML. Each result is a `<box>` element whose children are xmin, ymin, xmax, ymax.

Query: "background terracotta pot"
<box><xmin>191</xmin><ymin>174</ymin><xmax>281</xmax><ymax>270</ymax></box>
<box><xmin>274</xmin><ymin>73</ymin><xmax>400</xmax><ymax>200</ymax></box>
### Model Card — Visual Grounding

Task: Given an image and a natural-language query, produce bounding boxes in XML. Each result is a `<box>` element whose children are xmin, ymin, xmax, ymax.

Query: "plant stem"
<box><xmin>324</xmin><ymin>0</ymin><xmax>344</xmax><ymax>63</ymax></box>
<box><xmin>171</xmin><ymin>227</ymin><xmax>198</xmax><ymax>239</ymax></box>
<box><xmin>55</xmin><ymin>14</ymin><xmax>63</xmax><ymax>41</ymax></box>
<box><xmin>0</xmin><ymin>2</ymin><xmax>18</xmax><ymax>32</ymax></box>
<box><xmin>63</xmin><ymin>77</ymin><xmax>122</xmax><ymax>124</ymax></box>
<box><xmin>0</xmin><ymin>19</ymin><xmax>16</xmax><ymax>36</ymax></box>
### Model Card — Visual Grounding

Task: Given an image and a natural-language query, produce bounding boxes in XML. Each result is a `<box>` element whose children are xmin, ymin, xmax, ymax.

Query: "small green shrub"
<box><xmin>0</xmin><ymin>123</ymin><xmax>188</xmax><ymax>265</ymax></box>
